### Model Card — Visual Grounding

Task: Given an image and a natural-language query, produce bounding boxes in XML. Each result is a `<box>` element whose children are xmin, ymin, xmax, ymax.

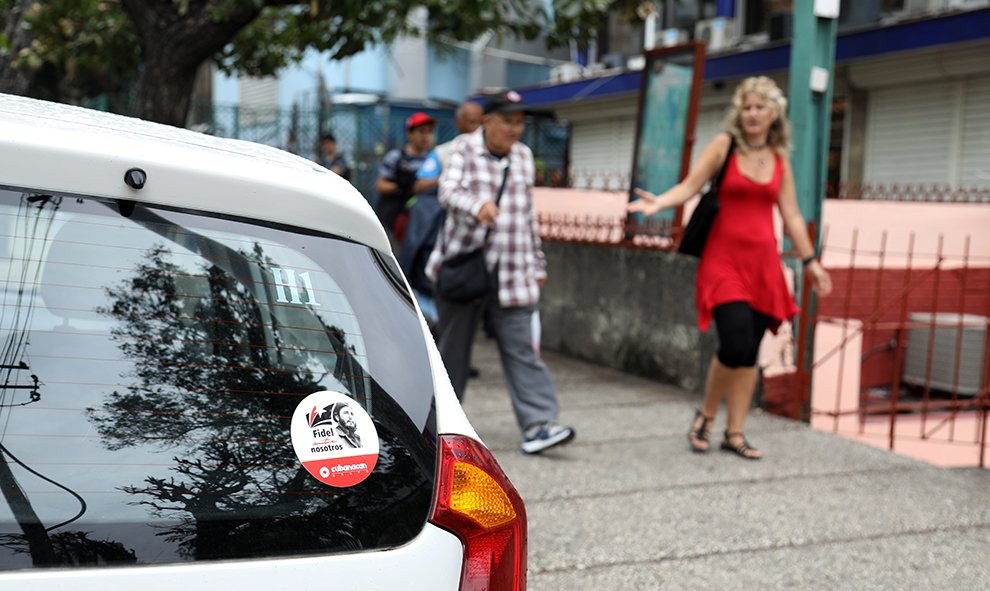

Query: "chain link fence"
<box><xmin>190</xmin><ymin>102</ymin><xmax>571</xmax><ymax>203</ymax></box>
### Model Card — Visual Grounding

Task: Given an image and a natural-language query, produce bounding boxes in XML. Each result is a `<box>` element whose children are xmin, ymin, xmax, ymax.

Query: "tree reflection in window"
<box><xmin>84</xmin><ymin>244</ymin><xmax>431</xmax><ymax>561</ymax></box>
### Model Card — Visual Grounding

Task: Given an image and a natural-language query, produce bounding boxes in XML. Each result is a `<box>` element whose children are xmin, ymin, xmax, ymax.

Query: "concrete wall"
<box><xmin>540</xmin><ymin>242</ymin><xmax>717</xmax><ymax>393</ymax></box>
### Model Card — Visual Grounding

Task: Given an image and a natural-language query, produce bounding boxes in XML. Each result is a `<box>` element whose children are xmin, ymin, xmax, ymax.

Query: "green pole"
<box><xmin>788</xmin><ymin>0</ymin><xmax>838</xmax><ymax>229</ymax></box>
<box><xmin>787</xmin><ymin>0</ymin><xmax>838</xmax><ymax>418</ymax></box>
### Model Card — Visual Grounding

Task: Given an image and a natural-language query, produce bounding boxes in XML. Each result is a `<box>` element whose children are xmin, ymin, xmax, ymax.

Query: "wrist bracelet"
<box><xmin>802</xmin><ymin>255</ymin><xmax>817</xmax><ymax>267</ymax></box>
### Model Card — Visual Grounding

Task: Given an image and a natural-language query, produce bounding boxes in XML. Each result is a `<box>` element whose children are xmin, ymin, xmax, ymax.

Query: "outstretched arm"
<box><xmin>627</xmin><ymin>132</ymin><xmax>733</xmax><ymax>216</ymax></box>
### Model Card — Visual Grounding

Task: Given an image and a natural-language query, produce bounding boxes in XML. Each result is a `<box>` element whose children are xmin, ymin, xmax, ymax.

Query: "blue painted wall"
<box><xmin>507</xmin><ymin>61</ymin><xmax>552</xmax><ymax>88</ymax></box>
<box><xmin>216</xmin><ymin>45</ymin><xmax>392</xmax><ymax>108</ymax></box>
<box><xmin>214</xmin><ymin>71</ymin><xmax>238</xmax><ymax>105</ymax></box>
<box><xmin>214</xmin><ymin>42</ymin><xmax>558</xmax><ymax>108</ymax></box>
<box><xmin>427</xmin><ymin>46</ymin><xmax>471</xmax><ymax>103</ymax></box>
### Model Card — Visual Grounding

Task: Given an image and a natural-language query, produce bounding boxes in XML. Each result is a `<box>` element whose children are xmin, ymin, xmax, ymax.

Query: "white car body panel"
<box><xmin>0</xmin><ymin>94</ymin><xmax>387</xmax><ymax>253</ymax></box>
<box><xmin>0</xmin><ymin>93</ymin><xmax>479</xmax><ymax>586</ymax></box>
<box><xmin>0</xmin><ymin>523</ymin><xmax>463</xmax><ymax>591</ymax></box>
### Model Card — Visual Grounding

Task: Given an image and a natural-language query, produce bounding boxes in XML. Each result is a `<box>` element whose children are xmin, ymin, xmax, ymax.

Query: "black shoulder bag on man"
<box><xmin>436</xmin><ymin>162</ymin><xmax>510</xmax><ymax>303</ymax></box>
<box><xmin>677</xmin><ymin>134</ymin><xmax>736</xmax><ymax>257</ymax></box>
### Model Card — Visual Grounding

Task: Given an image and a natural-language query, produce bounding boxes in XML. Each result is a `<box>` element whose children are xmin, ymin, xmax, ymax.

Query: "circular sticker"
<box><xmin>291</xmin><ymin>390</ymin><xmax>379</xmax><ymax>488</ymax></box>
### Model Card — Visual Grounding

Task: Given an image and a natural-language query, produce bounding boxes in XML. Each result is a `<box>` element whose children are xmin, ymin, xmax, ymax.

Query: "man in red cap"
<box><xmin>374</xmin><ymin>112</ymin><xmax>436</xmax><ymax>249</ymax></box>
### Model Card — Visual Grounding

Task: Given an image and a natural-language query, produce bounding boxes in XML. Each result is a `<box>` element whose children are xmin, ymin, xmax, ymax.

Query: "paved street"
<box><xmin>461</xmin><ymin>337</ymin><xmax>990</xmax><ymax>590</ymax></box>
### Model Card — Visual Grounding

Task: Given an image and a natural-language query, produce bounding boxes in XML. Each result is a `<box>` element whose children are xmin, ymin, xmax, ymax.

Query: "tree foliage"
<box><xmin>0</xmin><ymin>0</ymin><xmax>139</xmax><ymax>108</ymax></box>
<box><xmin>0</xmin><ymin>0</ymin><xmax>640</xmax><ymax>125</ymax></box>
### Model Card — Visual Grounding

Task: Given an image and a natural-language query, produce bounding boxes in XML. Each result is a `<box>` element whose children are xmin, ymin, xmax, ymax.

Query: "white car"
<box><xmin>0</xmin><ymin>94</ymin><xmax>526</xmax><ymax>590</ymax></box>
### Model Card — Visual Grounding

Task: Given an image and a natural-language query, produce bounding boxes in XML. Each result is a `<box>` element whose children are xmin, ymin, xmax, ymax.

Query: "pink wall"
<box><xmin>534</xmin><ymin>189</ymin><xmax>990</xmax><ymax>266</ymax></box>
<box><xmin>533</xmin><ymin>187</ymin><xmax>628</xmax><ymax>225</ymax></box>
<box><xmin>820</xmin><ymin>201</ymin><xmax>990</xmax><ymax>269</ymax></box>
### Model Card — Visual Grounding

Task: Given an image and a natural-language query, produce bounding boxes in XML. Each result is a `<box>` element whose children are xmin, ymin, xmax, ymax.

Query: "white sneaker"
<box><xmin>521</xmin><ymin>421</ymin><xmax>575</xmax><ymax>454</ymax></box>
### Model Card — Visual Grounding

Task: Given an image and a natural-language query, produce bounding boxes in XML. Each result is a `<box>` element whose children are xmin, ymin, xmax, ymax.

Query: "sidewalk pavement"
<box><xmin>461</xmin><ymin>337</ymin><xmax>990</xmax><ymax>591</ymax></box>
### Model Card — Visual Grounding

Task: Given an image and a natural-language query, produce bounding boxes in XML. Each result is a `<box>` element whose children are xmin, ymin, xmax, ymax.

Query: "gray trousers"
<box><xmin>436</xmin><ymin>294</ymin><xmax>559</xmax><ymax>432</ymax></box>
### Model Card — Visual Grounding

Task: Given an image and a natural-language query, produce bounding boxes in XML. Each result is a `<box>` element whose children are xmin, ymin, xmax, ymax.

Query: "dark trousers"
<box><xmin>436</xmin><ymin>294</ymin><xmax>558</xmax><ymax>431</ymax></box>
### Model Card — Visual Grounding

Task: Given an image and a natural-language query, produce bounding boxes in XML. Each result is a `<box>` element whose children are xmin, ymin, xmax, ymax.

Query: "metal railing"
<box><xmin>827</xmin><ymin>182</ymin><xmax>990</xmax><ymax>204</ymax></box>
<box><xmin>553</xmin><ymin>175</ymin><xmax>990</xmax><ymax>204</ymax></box>
<box><xmin>536</xmin><ymin>212</ymin><xmax>679</xmax><ymax>249</ymax></box>
<box><xmin>791</xmin><ymin>229</ymin><xmax>990</xmax><ymax>467</ymax></box>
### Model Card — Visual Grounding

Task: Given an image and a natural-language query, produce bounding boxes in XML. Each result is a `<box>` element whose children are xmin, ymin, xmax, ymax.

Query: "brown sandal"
<box><xmin>688</xmin><ymin>410</ymin><xmax>712</xmax><ymax>453</ymax></box>
<box><xmin>720</xmin><ymin>431</ymin><xmax>762</xmax><ymax>460</ymax></box>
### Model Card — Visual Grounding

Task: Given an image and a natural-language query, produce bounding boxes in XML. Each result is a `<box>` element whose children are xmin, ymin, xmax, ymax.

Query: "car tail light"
<box><xmin>429</xmin><ymin>434</ymin><xmax>527</xmax><ymax>591</ymax></box>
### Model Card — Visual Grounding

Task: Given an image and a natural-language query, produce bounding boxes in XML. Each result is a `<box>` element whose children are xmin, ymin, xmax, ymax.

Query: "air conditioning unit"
<box><xmin>550</xmin><ymin>63</ymin><xmax>582</xmax><ymax>83</ymax></box>
<box><xmin>657</xmin><ymin>28</ymin><xmax>689</xmax><ymax>47</ymax></box>
<box><xmin>583</xmin><ymin>62</ymin><xmax>607</xmax><ymax>75</ymax></box>
<box><xmin>902</xmin><ymin>312</ymin><xmax>988</xmax><ymax>396</ymax></box>
<box><xmin>694</xmin><ymin>18</ymin><xmax>737</xmax><ymax>51</ymax></box>
<box><xmin>600</xmin><ymin>52</ymin><xmax>627</xmax><ymax>70</ymax></box>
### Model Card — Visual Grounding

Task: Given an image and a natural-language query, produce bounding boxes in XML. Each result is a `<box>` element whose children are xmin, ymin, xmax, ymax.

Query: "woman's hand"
<box><xmin>806</xmin><ymin>260</ymin><xmax>833</xmax><ymax>297</ymax></box>
<box><xmin>627</xmin><ymin>188</ymin><xmax>664</xmax><ymax>216</ymax></box>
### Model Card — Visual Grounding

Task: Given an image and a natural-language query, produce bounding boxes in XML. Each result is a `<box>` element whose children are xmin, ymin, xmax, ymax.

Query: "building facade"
<box><xmin>515</xmin><ymin>0</ymin><xmax>990</xmax><ymax>197</ymax></box>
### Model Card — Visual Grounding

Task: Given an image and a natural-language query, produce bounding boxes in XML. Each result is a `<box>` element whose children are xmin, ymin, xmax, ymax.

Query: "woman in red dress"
<box><xmin>628</xmin><ymin>77</ymin><xmax>832</xmax><ymax>459</ymax></box>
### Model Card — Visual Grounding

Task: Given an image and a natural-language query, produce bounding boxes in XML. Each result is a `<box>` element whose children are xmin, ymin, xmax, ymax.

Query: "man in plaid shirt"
<box><xmin>425</xmin><ymin>91</ymin><xmax>575</xmax><ymax>455</ymax></box>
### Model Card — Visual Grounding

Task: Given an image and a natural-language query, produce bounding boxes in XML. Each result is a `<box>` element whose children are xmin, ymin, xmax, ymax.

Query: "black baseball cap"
<box><xmin>483</xmin><ymin>90</ymin><xmax>528</xmax><ymax>115</ymax></box>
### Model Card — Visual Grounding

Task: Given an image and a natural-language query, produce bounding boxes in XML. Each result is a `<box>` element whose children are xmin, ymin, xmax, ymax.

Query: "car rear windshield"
<box><xmin>0</xmin><ymin>187</ymin><xmax>437</xmax><ymax>570</ymax></box>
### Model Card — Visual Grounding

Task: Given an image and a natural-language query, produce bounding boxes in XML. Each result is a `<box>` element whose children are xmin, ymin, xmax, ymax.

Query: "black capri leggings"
<box><xmin>712</xmin><ymin>301</ymin><xmax>773</xmax><ymax>369</ymax></box>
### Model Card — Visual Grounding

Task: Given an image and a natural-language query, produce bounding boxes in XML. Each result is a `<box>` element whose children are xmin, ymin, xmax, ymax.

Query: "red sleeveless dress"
<box><xmin>695</xmin><ymin>152</ymin><xmax>798</xmax><ymax>333</ymax></box>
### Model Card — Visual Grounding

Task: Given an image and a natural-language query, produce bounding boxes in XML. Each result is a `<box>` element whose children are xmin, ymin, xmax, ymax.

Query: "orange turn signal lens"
<box><xmin>449</xmin><ymin>461</ymin><xmax>517</xmax><ymax>529</ymax></box>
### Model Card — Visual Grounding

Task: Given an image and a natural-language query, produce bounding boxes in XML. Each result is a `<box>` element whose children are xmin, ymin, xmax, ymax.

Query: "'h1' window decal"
<box><xmin>271</xmin><ymin>267</ymin><xmax>320</xmax><ymax>306</ymax></box>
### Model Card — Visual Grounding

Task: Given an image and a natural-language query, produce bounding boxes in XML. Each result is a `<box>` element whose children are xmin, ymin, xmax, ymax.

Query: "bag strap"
<box><xmin>441</xmin><ymin>158</ymin><xmax>511</xmax><ymax>254</ymax></box>
<box><xmin>711</xmin><ymin>134</ymin><xmax>736</xmax><ymax>193</ymax></box>
<box><xmin>486</xmin><ymin>160</ymin><xmax>511</xmax><ymax>237</ymax></box>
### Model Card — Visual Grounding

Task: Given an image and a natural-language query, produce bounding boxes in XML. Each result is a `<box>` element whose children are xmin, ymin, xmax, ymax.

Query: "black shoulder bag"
<box><xmin>677</xmin><ymin>134</ymin><xmax>736</xmax><ymax>258</ymax></box>
<box><xmin>435</xmin><ymin>163</ymin><xmax>510</xmax><ymax>303</ymax></box>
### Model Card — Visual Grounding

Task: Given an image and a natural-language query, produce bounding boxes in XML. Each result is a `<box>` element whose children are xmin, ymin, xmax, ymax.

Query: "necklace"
<box><xmin>745</xmin><ymin>141</ymin><xmax>768</xmax><ymax>167</ymax></box>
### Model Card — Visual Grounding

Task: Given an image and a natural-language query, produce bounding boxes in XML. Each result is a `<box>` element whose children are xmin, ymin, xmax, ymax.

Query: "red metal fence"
<box><xmin>784</xmin><ymin>232</ymin><xmax>990</xmax><ymax>468</ymax></box>
<box><xmin>827</xmin><ymin>182</ymin><xmax>990</xmax><ymax>204</ymax></box>
<box><xmin>542</xmin><ymin>170</ymin><xmax>632</xmax><ymax>191</ymax></box>
<box><xmin>548</xmin><ymin>175</ymin><xmax>990</xmax><ymax>202</ymax></box>
<box><xmin>535</xmin><ymin>212</ymin><xmax>677</xmax><ymax>249</ymax></box>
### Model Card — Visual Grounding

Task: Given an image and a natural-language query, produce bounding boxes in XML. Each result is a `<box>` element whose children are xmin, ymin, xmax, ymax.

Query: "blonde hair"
<box><xmin>723</xmin><ymin>76</ymin><xmax>791</xmax><ymax>155</ymax></box>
